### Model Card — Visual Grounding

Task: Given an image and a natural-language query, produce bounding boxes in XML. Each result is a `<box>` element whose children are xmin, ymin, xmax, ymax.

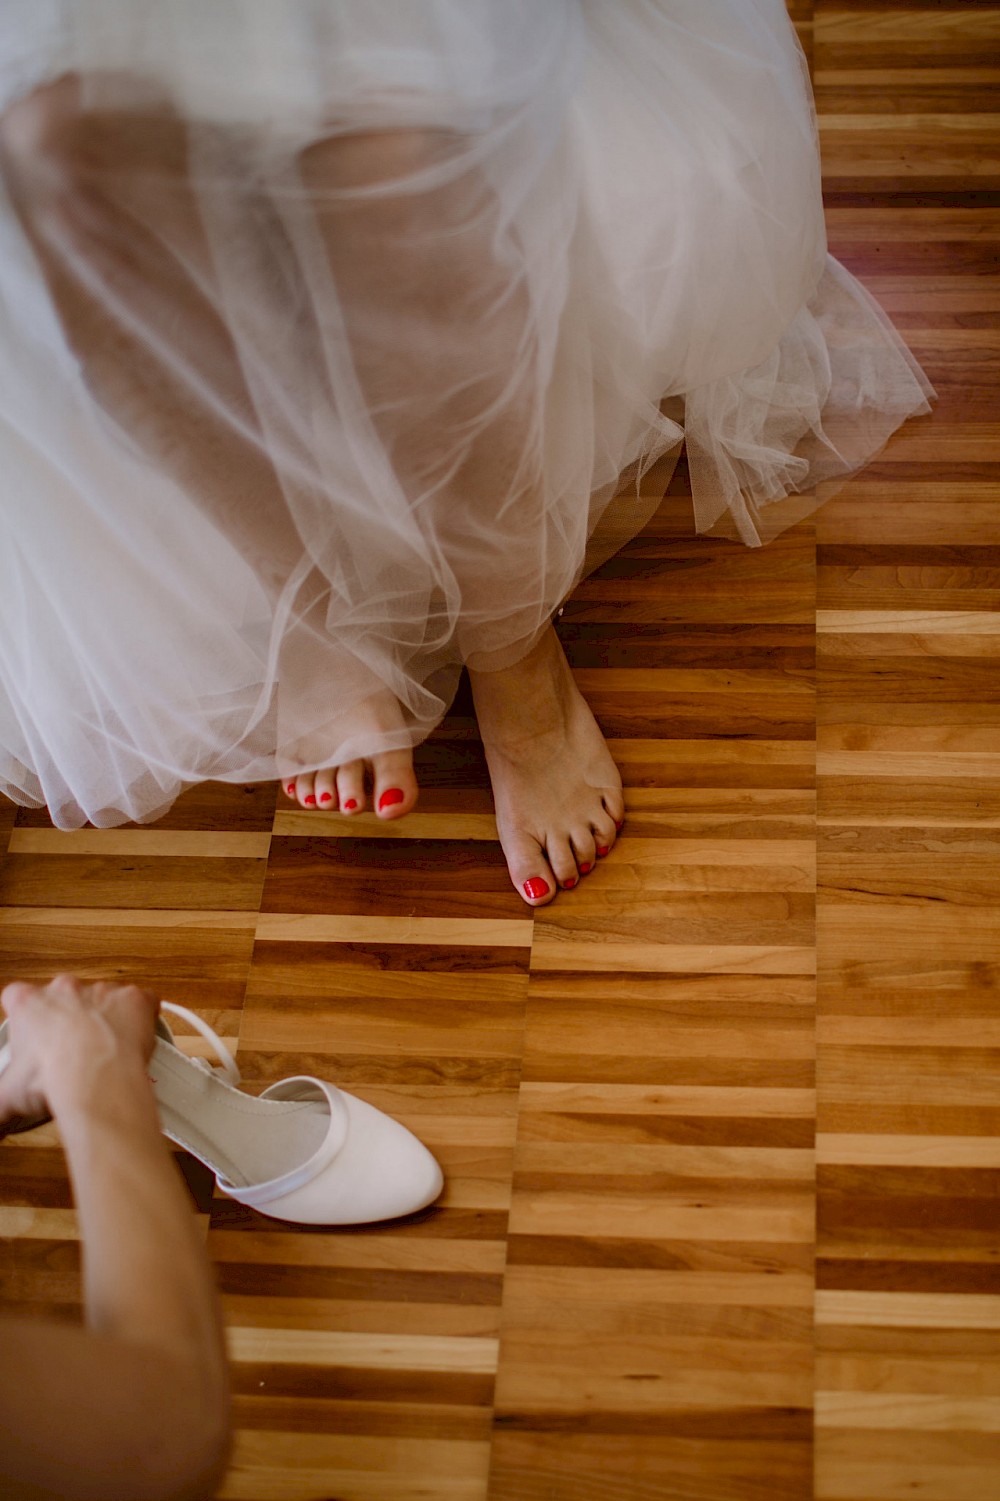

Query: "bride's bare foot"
<box><xmin>286</xmin><ymin>747</ymin><xmax>418</xmax><ymax>819</ymax></box>
<box><xmin>469</xmin><ymin>625</ymin><xmax>624</xmax><ymax>907</ymax></box>
<box><xmin>283</xmin><ymin>693</ymin><xmax>419</xmax><ymax>820</ymax></box>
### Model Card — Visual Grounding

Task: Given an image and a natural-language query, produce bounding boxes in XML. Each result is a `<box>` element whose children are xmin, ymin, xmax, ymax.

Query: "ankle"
<box><xmin>469</xmin><ymin>624</ymin><xmax>563</xmax><ymax>693</ymax></box>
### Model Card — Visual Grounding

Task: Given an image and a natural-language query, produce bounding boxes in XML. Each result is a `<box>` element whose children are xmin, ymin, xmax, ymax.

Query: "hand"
<box><xmin>0</xmin><ymin>975</ymin><xmax>160</xmax><ymax>1129</ymax></box>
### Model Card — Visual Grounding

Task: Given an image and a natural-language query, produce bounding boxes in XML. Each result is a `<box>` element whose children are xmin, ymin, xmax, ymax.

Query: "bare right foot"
<box><xmin>285</xmin><ymin>746</ymin><xmax>418</xmax><ymax>819</ymax></box>
<box><xmin>283</xmin><ymin>693</ymin><xmax>419</xmax><ymax>820</ymax></box>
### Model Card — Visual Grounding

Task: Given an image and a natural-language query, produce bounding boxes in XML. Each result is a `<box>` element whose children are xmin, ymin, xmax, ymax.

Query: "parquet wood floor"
<box><xmin>1</xmin><ymin>4</ymin><xmax>997</xmax><ymax>1498</ymax></box>
<box><xmin>813</xmin><ymin>5</ymin><xmax>1000</xmax><ymax>1500</ymax></box>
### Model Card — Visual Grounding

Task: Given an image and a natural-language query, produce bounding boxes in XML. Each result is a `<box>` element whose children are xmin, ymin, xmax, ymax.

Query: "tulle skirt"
<box><xmin>0</xmin><ymin>0</ymin><xmax>932</xmax><ymax>828</ymax></box>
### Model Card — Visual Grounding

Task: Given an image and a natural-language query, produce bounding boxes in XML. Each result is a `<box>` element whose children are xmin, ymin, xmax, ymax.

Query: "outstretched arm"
<box><xmin>0</xmin><ymin>976</ymin><xmax>231</xmax><ymax>1501</ymax></box>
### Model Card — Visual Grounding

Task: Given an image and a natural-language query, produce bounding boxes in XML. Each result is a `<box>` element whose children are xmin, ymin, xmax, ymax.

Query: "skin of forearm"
<box><xmin>0</xmin><ymin>1320</ymin><xmax>229</xmax><ymax>1501</ymax></box>
<box><xmin>0</xmin><ymin>1063</ymin><xmax>231</xmax><ymax>1500</ymax></box>
<box><xmin>55</xmin><ymin>1060</ymin><xmax>225</xmax><ymax>1370</ymax></box>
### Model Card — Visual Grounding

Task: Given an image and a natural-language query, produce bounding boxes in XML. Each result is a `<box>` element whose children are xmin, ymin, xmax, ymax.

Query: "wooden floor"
<box><xmin>1</xmin><ymin>3</ymin><xmax>998</xmax><ymax>1498</ymax></box>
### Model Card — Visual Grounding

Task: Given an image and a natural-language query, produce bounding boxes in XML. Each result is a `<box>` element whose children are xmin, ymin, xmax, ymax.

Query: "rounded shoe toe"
<box><xmin>237</xmin><ymin>1087</ymin><xmax>443</xmax><ymax>1226</ymax></box>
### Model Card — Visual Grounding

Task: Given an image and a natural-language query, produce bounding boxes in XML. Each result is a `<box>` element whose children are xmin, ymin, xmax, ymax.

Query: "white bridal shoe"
<box><xmin>151</xmin><ymin>1003</ymin><xmax>444</xmax><ymax>1224</ymax></box>
<box><xmin>0</xmin><ymin>1003</ymin><xmax>444</xmax><ymax>1225</ymax></box>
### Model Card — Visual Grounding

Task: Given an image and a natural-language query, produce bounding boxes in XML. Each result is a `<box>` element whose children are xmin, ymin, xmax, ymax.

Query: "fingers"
<box><xmin>0</xmin><ymin>974</ymin><xmax>162</xmax><ymax>1129</ymax></box>
<box><xmin>3</xmin><ymin>975</ymin><xmax>160</xmax><ymax>1053</ymax></box>
<box><xmin>1</xmin><ymin>980</ymin><xmax>38</xmax><ymax>1016</ymax></box>
<box><xmin>0</xmin><ymin>992</ymin><xmax>49</xmax><ymax>1130</ymax></box>
<box><xmin>4</xmin><ymin>976</ymin><xmax>161</xmax><ymax>1018</ymax></box>
<box><xmin>0</xmin><ymin>1062</ymin><xmax>48</xmax><ymax>1135</ymax></box>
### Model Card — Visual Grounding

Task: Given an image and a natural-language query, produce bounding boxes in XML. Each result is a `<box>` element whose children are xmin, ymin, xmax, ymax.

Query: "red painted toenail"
<box><xmin>563</xmin><ymin>878</ymin><xmax>577</xmax><ymax>889</ymax></box>
<box><xmin>597</xmin><ymin>845</ymin><xmax>609</xmax><ymax>857</ymax></box>
<box><xmin>615</xmin><ymin>819</ymin><xmax>625</xmax><ymax>831</ymax></box>
<box><xmin>286</xmin><ymin>783</ymin><xmax>296</xmax><ymax>796</ymax></box>
<box><xmin>319</xmin><ymin>792</ymin><xmax>333</xmax><ymax>804</ymax></box>
<box><xmin>378</xmin><ymin>788</ymin><xmax>405</xmax><ymax>811</ymax></box>
<box><xmin>343</xmin><ymin>798</ymin><xmax>358</xmax><ymax>811</ymax></box>
<box><xmin>304</xmin><ymin>794</ymin><xmax>316</xmax><ymax>806</ymax></box>
<box><xmin>523</xmin><ymin>877</ymin><xmax>550</xmax><ymax>901</ymax></box>
<box><xmin>579</xmin><ymin>862</ymin><xmax>592</xmax><ymax>874</ymax></box>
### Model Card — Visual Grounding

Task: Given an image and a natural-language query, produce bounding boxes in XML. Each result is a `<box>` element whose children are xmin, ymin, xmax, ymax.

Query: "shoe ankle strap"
<box><xmin>160</xmin><ymin>1001</ymin><xmax>241</xmax><ymax>1086</ymax></box>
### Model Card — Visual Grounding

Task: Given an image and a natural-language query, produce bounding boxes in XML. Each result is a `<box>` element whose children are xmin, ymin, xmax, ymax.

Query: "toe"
<box><xmin>546</xmin><ymin>836</ymin><xmax>581</xmax><ymax>891</ymax></box>
<box><xmin>592</xmin><ymin>806</ymin><xmax>618</xmax><ymax>859</ymax></box>
<box><xmin>314</xmin><ymin>768</ymin><xmax>338</xmax><ymax>809</ymax></box>
<box><xmin>571</xmin><ymin>827</ymin><xmax>598</xmax><ymax>876</ymax></box>
<box><xmin>335</xmin><ymin>761</ymin><xmax>366</xmax><ymax>814</ymax></box>
<box><xmin>372</xmin><ymin>749</ymin><xmax>418</xmax><ymax>820</ymax></box>
<box><xmin>295</xmin><ymin>772</ymin><xmax>318</xmax><ymax>809</ymax></box>
<box><xmin>503</xmin><ymin>828</ymin><xmax>558</xmax><ymax>907</ymax></box>
<box><xmin>603</xmin><ymin>789</ymin><xmax>626</xmax><ymax>834</ymax></box>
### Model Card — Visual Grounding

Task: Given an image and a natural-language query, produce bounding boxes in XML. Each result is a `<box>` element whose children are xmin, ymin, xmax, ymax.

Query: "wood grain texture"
<box><xmin>1</xmin><ymin>3</ymin><xmax>998</xmax><ymax>1497</ymax></box>
<box><xmin>814</xmin><ymin>3</ymin><xmax>1000</xmax><ymax>1498</ymax></box>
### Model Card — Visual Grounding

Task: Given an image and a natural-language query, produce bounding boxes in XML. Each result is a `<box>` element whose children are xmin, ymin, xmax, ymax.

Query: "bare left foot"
<box><xmin>469</xmin><ymin>626</ymin><xmax>624</xmax><ymax>907</ymax></box>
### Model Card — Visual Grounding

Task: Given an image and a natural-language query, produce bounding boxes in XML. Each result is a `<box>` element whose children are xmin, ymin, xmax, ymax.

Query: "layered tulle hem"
<box><xmin>686</xmin><ymin>256</ymin><xmax>934</xmax><ymax>546</ymax></box>
<box><xmin>0</xmin><ymin>256</ymin><xmax>933</xmax><ymax>831</ymax></box>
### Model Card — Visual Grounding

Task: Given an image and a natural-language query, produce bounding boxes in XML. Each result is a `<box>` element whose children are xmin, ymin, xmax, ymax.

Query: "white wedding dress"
<box><xmin>0</xmin><ymin>0</ymin><xmax>932</xmax><ymax>829</ymax></box>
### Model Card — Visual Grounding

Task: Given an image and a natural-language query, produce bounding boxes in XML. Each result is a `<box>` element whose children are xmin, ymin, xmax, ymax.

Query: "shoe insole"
<box><xmin>150</xmin><ymin>1043</ymin><xmax>331</xmax><ymax>1189</ymax></box>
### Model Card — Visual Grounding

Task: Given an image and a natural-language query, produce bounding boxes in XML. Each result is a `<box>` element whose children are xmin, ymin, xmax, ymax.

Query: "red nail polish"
<box><xmin>597</xmin><ymin>845</ymin><xmax>609</xmax><ymax>857</ymax></box>
<box><xmin>523</xmin><ymin>877</ymin><xmax>550</xmax><ymax>901</ymax></box>
<box><xmin>563</xmin><ymin>877</ymin><xmax>577</xmax><ymax>889</ymax></box>
<box><xmin>319</xmin><ymin>792</ymin><xmax>333</xmax><ymax>804</ymax></box>
<box><xmin>615</xmin><ymin>819</ymin><xmax>625</xmax><ymax>831</ymax></box>
<box><xmin>286</xmin><ymin>783</ymin><xmax>296</xmax><ymax>796</ymax></box>
<box><xmin>304</xmin><ymin>794</ymin><xmax>316</xmax><ymax>806</ymax></box>
<box><xmin>342</xmin><ymin>798</ymin><xmax>358</xmax><ymax>811</ymax></box>
<box><xmin>579</xmin><ymin>862</ymin><xmax>592</xmax><ymax>874</ymax></box>
<box><xmin>378</xmin><ymin>787</ymin><xmax>405</xmax><ymax>811</ymax></box>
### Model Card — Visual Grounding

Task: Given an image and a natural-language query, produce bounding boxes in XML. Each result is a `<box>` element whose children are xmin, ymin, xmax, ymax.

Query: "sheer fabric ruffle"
<box><xmin>0</xmin><ymin>0</ymin><xmax>932</xmax><ymax>827</ymax></box>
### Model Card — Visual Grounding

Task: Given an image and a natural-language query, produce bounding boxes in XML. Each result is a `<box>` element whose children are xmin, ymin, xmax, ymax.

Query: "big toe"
<box><xmin>372</xmin><ymin>749</ymin><xmax>419</xmax><ymax>820</ymax></box>
<box><xmin>502</xmin><ymin>828</ymin><xmax>558</xmax><ymax>908</ymax></box>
